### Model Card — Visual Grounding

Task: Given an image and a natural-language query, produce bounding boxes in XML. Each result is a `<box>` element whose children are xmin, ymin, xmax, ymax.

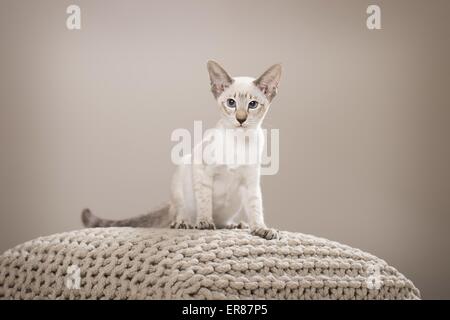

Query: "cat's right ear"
<box><xmin>207</xmin><ymin>60</ymin><xmax>233</xmax><ymax>99</ymax></box>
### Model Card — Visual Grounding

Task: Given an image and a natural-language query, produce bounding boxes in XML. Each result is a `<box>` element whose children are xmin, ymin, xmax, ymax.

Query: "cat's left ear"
<box><xmin>207</xmin><ymin>60</ymin><xmax>234</xmax><ymax>99</ymax></box>
<box><xmin>254</xmin><ymin>64</ymin><xmax>282</xmax><ymax>102</ymax></box>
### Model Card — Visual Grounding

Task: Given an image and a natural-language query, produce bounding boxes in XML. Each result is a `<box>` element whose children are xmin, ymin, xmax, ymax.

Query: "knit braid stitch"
<box><xmin>0</xmin><ymin>228</ymin><xmax>420</xmax><ymax>299</ymax></box>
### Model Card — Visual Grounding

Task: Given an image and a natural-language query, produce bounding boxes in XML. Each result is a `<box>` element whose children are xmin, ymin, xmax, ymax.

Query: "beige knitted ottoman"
<box><xmin>0</xmin><ymin>228</ymin><xmax>420</xmax><ymax>299</ymax></box>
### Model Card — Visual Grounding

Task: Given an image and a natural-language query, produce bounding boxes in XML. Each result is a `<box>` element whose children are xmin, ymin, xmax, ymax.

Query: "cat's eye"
<box><xmin>226</xmin><ymin>98</ymin><xmax>236</xmax><ymax>108</ymax></box>
<box><xmin>248</xmin><ymin>101</ymin><xmax>259</xmax><ymax>109</ymax></box>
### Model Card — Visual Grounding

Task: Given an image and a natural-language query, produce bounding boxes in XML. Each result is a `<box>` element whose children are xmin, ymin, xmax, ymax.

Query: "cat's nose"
<box><xmin>237</xmin><ymin>117</ymin><xmax>246</xmax><ymax>125</ymax></box>
<box><xmin>236</xmin><ymin>110</ymin><xmax>247</xmax><ymax>125</ymax></box>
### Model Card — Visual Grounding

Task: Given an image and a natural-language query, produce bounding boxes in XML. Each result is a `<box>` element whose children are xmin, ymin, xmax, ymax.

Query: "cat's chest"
<box><xmin>211</xmin><ymin>165</ymin><xmax>243</xmax><ymax>196</ymax></box>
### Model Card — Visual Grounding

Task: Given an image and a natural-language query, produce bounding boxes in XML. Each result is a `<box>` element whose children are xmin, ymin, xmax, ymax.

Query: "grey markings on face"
<box><xmin>207</xmin><ymin>60</ymin><xmax>282</xmax><ymax>127</ymax></box>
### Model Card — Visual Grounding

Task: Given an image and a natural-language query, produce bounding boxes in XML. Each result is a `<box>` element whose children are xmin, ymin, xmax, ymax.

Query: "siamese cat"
<box><xmin>82</xmin><ymin>60</ymin><xmax>282</xmax><ymax>239</ymax></box>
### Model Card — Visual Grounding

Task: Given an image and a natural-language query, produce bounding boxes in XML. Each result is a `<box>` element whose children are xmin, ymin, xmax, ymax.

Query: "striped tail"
<box><xmin>81</xmin><ymin>202</ymin><xmax>171</xmax><ymax>228</ymax></box>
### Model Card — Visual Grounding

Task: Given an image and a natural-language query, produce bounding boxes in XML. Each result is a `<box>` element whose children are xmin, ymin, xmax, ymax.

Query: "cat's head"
<box><xmin>207</xmin><ymin>60</ymin><xmax>282</xmax><ymax>129</ymax></box>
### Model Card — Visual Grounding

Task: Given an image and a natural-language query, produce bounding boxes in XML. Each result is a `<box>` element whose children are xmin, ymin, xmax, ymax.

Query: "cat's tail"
<box><xmin>81</xmin><ymin>202</ymin><xmax>171</xmax><ymax>228</ymax></box>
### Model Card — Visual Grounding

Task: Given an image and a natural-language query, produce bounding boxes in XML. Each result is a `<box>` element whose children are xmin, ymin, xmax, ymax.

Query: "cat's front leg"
<box><xmin>169</xmin><ymin>170</ymin><xmax>195</xmax><ymax>230</ymax></box>
<box><xmin>193</xmin><ymin>165</ymin><xmax>215</xmax><ymax>229</ymax></box>
<box><xmin>243</xmin><ymin>168</ymin><xmax>279</xmax><ymax>240</ymax></box>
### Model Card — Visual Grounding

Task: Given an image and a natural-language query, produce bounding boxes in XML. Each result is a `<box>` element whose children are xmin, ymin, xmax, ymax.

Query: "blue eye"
<box><xmin>248</xmin><ymin>101</ymin><xmax>258</xmax><ymax>109</ymax></box>
<box><xmin>226</xmin><ymin>98</ymin><xmax>236</xmax><ymax>108</ymax></box>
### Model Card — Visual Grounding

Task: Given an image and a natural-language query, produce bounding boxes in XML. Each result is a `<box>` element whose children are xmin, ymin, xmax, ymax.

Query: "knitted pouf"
<box><xmin>0</xmin><ymin>228</ymin><xmax>420</xmax><ymax>299</ymax></box>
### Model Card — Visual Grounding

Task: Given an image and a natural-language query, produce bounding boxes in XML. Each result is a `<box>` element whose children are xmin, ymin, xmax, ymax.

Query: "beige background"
<box><xmin>1</xmin><ymin>0</ymin><xmax>449</xmax><ymax>299</ymax></box>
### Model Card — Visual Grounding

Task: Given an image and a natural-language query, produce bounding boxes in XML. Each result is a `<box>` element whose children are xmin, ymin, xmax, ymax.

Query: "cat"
<box><xmin>82</xmin><ymin>60</ymin><xmax>282</xmax><ymax>240</ymax></box>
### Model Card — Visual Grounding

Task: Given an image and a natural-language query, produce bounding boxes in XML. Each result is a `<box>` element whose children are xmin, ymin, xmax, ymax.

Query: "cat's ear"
<box><xmin>207</xmin><ymin>60</ymin><xmax>233</xmax><ymax>99</ymax></box>
<box><xmin>254</xmin><ymin>64</ymin><xmax>282</xmax><ymax>102</ymax></box>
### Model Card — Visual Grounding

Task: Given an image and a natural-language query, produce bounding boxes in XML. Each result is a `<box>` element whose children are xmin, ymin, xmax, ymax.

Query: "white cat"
<box><xmin>82</xmin><ymin>60</ymin><xmax>282</xmax><ymax>239</ymax></box>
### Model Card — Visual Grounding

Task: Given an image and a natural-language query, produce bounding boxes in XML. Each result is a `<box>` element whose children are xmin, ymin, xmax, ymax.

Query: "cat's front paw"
<box><xmin>170</xmin><ymin>220</ymin><xmax>194</xmax><ymax>229</ymax></box>
<box><xmin>251</xmin><ymin>227</ymin><xmax>279</xmax><ymax>240</ymax></box>
<box><xmin>196</xmin><ymin>219</ymin><xmax>216</xmax><ymax>230</ymax></box>
<box><xmin>225</xmin><ymin>222</ymin><xmax>249</xmax><ymax>229</ymax></box>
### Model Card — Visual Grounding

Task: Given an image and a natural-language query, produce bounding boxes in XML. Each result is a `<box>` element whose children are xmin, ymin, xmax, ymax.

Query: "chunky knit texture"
<box><xmin>0</xmin><ymin>228</ymin><xmax>420</xmax><ymax>299</ymax></box>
